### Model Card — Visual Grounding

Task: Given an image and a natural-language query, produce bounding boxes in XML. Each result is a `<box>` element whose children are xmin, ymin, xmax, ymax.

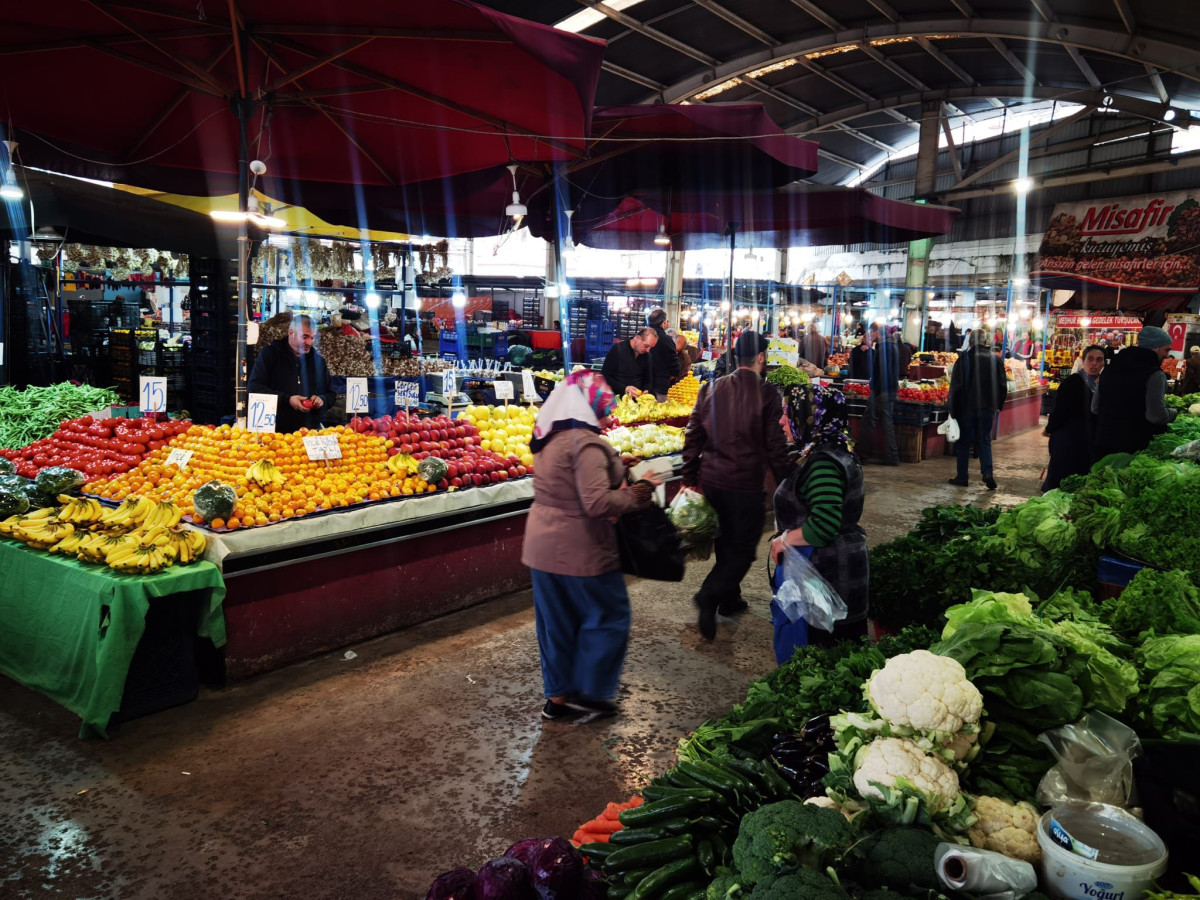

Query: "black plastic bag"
<box><xmin>615</xmin><ymin>504</ymin><xmax>685</xmax><ymax>582</ymax></box>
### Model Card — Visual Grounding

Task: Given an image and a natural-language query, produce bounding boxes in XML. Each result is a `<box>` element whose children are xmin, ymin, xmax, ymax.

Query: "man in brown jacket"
<box><xmin>681</xmin><ymin>331</ymin><xmax>791</xmax><ymax>640</ymax></box>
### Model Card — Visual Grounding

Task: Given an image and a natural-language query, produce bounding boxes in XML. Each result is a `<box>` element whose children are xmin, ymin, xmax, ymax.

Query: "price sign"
<box><xmin>165</xmin><ymin>448</ymin><xmax>194</xmax><ymax>470</ymax></box>
<box><xmin>347</xmin><ymin>377</ymin><xmax>369</xmax><ymax>414</ymax></box>
<box><xmin>700</xmin><ymin>350</ymin><xmax>712</xmax><ymax>361</ymax></box>
<box><xmin>394</xmin><ymin>380</ymin><xmax>421</xmax><ymax>408</ymax></box>
<box><xmin>302</xmin><ymin>434</ymin><xmax>342</xmax><ymax>461</ymax></box>
<box><xmin>441</xmin><ymin>370</ymin><xmax>457</xmax><ymax>396</ymax></box>
<box><xmin>521</xmin><ymin>370</ymin><xmax>537</xmax><ymax>400</ymax></box>
<box><xmin>247</xmin><ymin>393</ymin><xmax>278</xmax><ymax>433</ymax></box>
<box><xmin>493</xmin><ymin>379</ymin><xmax>515</xmax><ymax>401</ymax></box>
<box><xmin>139</xmin><ymin>376</ymin><xmax>167</xmax><ymax>413</ymax></box>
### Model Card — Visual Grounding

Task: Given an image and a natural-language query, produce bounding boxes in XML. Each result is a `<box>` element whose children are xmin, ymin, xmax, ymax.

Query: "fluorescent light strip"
<box><xmin>556</xmin><ymin>0</ymin><xmax>647</xmax><ymax>33</ymax></box>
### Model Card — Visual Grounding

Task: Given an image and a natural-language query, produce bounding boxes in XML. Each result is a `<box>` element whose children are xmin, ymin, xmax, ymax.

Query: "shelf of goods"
<box><xmin>421</xmin><ymin>409</ymin><xmax>1200</xmax><ymax>899</ymax></box>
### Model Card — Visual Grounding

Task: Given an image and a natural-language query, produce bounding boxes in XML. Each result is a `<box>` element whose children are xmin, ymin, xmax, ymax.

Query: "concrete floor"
<box><xmin>0</xmin><ymin>427</ymin><xmax>1048</xmax><ymax>900</ymax></box>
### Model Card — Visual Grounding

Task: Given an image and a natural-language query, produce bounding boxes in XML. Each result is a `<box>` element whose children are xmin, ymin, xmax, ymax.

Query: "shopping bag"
<box><xmin>937</xmin><ymin>415</ymin><xmax>961</xmax><ymax>443</ymax></box>
<box><xmin>615</xmin><ymin>503</ymin><xmax>685</xmax><ymax>582</ymax></box>
<box><xmin>773</xmin><ymin>543</ymin><xmax>847</xmax><ymax>631</ymax></box>
<box><xmin>667</xmin><ymin>487</ymin><xmax>718</xmax><ymax>560</ymax></box>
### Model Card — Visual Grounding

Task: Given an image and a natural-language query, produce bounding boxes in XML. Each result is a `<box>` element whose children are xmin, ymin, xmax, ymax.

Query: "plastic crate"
<box><xmin>111</xmin><ymin>591</ymin><xmax>203</xmax><ymax>725</ymax></box>
<box><xmin>1097</xmin><ymin>554</ymin><xmax>1146</xmax><ymax>588</ymax></box>
<box><xmin>893</xmin><ymin>402</ymin><xmax>932</xmax><ymax>426</ymax></box>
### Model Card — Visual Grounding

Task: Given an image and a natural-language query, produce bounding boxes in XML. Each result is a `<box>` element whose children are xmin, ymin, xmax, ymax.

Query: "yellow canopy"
<box><xmin>114</xmin><ymin>185</ymin><xmax>412</xmax><ymax>243</ymax></box>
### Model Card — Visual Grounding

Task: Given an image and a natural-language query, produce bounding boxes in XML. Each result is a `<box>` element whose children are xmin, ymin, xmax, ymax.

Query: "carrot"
<box><xmin>578</xmin><ymin>830</ymin><xmax>610</xmax><ymax>844</ymax></box>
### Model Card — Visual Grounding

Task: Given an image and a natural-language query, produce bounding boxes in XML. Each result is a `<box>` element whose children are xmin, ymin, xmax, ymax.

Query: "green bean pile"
<box><xmin>0</xmin><ymin>383</ymin><xmax>121</xmax><ymax>450</ymax></box>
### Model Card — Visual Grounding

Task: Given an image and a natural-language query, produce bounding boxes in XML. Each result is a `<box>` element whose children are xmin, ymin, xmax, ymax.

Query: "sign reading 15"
<box><xmin>139</xmin><ymin>376</ymin><xmax>167</xmax><ymax>413</ymax></box>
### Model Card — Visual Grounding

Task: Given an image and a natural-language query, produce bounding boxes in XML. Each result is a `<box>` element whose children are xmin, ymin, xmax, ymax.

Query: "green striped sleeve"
<box><xmin>798</xmin><ymin>459</ymin><xmax>845</xmax><ymax>547</ymax></box>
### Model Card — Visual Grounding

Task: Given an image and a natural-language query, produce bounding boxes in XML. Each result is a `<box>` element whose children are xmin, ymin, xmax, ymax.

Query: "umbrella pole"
<box><xmin>234</xmin><ymin>103</ymin><xmax>250</xmax><ymax>427</ymax></box>
<box><xmin>726</xmin><ymin>222</ymin><xmax>738</xmax><ymax>368</ymax></box>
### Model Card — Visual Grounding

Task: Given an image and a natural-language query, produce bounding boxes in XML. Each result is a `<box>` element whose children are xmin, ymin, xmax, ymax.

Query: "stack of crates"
<box><xmin>522</xmin><ymin>295</ymin><xmax>541</xmax><ymax>324</ymax></box>
<box><xmin>585</xmin><ymin>320</ymin><xmax>615</xmax><ymax>360</ymax></box>
<box><xmin>188</xmin><ymin>258</ymin><xmax>237</xmax><ymax>424</ymax></box>
<box><xmin>107</xmin><ymin>328</ymin><xmax>138</xmax><ymax>403</ymax></box>
<box><xmin>158</xmin><ymin>344</ymin><xmax>188</xmax><ymax>413</ymax></box>
<box><xmin>615</xmin><ymin>299</ymin><xmax>647</xmax><ymax>340</ymax></box>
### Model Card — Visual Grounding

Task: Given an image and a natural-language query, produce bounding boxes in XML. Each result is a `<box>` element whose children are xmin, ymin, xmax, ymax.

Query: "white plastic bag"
<box><xmin>938</xmin><ymin>415</ymin><xmax>961</xmax><ymax>443</ymax></box>
<box><xmin>773</xmin><ymin>543</ymin><xmax>847</xmax><ymax>631</ymax></box>
<box><xmin>935</xmin><ymin>843</ymin><xmax>1038</xmax><ymax>900</ymax></box>
<box><xmin>1036</xmin><ymin>710</ymin><xmax>1142</xmax><ymax>807</ymax></box>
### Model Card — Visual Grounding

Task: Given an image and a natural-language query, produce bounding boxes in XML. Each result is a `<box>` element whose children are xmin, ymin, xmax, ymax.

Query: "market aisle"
<box><xmin>0</xmin><ymin>425</ymin><xmax>1047</xmax><ymax>899</ymax></box>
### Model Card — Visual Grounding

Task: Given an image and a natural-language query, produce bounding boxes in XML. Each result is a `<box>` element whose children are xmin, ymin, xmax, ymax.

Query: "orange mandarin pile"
<box><xmin>93</xmin><ymin>424</ymin><xmax>438</xmax><ymax>530</ymax></box>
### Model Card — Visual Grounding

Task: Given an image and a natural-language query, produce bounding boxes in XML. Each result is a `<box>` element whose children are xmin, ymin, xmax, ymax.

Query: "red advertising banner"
<box><xmin>1033</xmin><ymin>191</ymin><xmax>1200</xmax><ymax>292</ymax></box>
<box><xmin>1052</xmin><ymin>314</ymin><xmax>1143</xmax><ymax>328</ymax></box>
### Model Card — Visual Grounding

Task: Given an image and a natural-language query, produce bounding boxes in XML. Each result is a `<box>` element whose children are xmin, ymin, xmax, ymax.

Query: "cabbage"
<box><xmin>418</xmin><ymin>457</ymin><xmax>449</xmax><ymax>484</ymax></box>
<box><xmin>474</xmin><ymin>857</ymin><xmax>532</xmax><ymax>900</ymax></box>
<box><xmin>668</xmin><ymin>491</ymin><xmax>718</xmax><ymax>546</ymax></box>
<box><xmin>425</xmin><ymin>867</ymin><xmax>477</xmax><ymax>900</ymax></box>
<box><xmin>34</xmin><ymin>466</ymin><xmax>87</xmax><ymax>495</ymax></box>
<box><xmin>503</xmin><ymin>839</ymin><xmax>542</xmax><ymax>867</ymax></box>
<box><xmin>528</xmin><ymin>838</ymin><xmax>583</xmax><ymax>900</ymax></box>
<box><xmin>0</xmin><ymin>487</ymin><xmax>29</xmax><ymax>518</ymax></box>
<box><xmin>192</xmin><ymin>481</ymin><xmax>237</xmax><ymax>522</ymax></box>
<box><xmin>0</xmin><ymin>457</ymin><xmax>14</xmax><ymax>476</ymax></box>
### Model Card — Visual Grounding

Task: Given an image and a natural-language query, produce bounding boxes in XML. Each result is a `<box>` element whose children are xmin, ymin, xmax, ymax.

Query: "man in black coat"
<box><xmin>601</xmin><ymin>327</ymin><xmax>657</xmax><ymax>397</ymax></box>
<box><xmin>947</xmin><ymin>330</ymin><xmax>1008</xmax><ymax>489</ymax></box>
<box><xmin>247</xmin><ymin>314</ymin><xmax>336</xmax><ymax>434</ymax></box>
<box><xmin>1092</xmin><ymin>326</ymin><xmax>1175</xmax><ymax>457</ymax></box>
<box><xmin>646</xmin><ymin>308</ymin><xmax>679</xmax><ymax>400</ymax></box>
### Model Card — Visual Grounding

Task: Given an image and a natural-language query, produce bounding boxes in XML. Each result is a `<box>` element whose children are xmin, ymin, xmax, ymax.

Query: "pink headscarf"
<box><xmin>530</xmin><ymin>370</ymin><xmax>617</xmax><ymax>453</ymax></box>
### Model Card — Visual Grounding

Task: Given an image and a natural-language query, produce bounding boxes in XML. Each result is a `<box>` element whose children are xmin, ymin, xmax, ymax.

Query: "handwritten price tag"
<box><xmin>493</xmin><ymin>379</ymin><xmax>515</xmax><ymax>401</ymax></box>
<box><xmin>165</xmin><ymin>448</ymin><xmax>194</xmax><ymax>470</ymax></box>
<box><xmin>394</xmin><ymin>380</ymin><xmax>421</xmax><ymax>407</ymax></box>
<box><xmin>521</xmin><ymin>370</ymin><xmax>537</xmax><ymax>400</ymax></box>
<box><xmin>302</xmin><ymin>434</ymin><xmax>342</xmax><ymax>461</ymax></box>
<box><xmin>441</xmin><ymin>371</ymin><xmax>457</xmax><ymax>396</ymax></box>
<box><xmin>346</xmin><ymin>377</ymin><xmax>369</xmax><ymax>414</ymax></box>
<box><xmin>247</xmin><ymin>393</ymin><xmax>278</xmax><ymax>433</ymax></box>
<box><xmin>139</xmin><ymin>376</ymin><xmax>167</xmax><ymax>413</ymax></box>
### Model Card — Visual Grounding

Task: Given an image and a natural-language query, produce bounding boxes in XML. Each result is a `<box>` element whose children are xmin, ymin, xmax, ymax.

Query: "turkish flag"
<box><xmin>1168</xmin><ymin>320</ymin><xmax>1189</xmax><ymax>352</ymax></box>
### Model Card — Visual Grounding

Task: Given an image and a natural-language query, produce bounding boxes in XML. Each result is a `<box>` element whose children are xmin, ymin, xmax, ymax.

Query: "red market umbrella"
<box><xmin>0</xmin><ymin>0</ymin><xmax>605</xmax><ymax>195</ymax></box>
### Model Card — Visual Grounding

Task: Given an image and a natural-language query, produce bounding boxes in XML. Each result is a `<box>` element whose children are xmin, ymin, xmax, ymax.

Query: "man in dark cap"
<box><xmin>681</xmin><ymin>331</ymin><xmax>791</xmax><ymax>640</ymax></box>
<box><xmin>1092</xmin><ymin>325</ymin><xmax>1177</xmax><ymax>457</ymax></box>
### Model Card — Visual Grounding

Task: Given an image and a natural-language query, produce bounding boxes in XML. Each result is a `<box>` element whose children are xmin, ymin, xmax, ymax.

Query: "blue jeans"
<box><xmin>956</xmin><ymin>409</ymin><xmax>996</xmax><ymax>480</ymax></box>
<box><xmin>530</xmin><ymin>568</ymin><xmax>631</xmax><ymax>702</ymax></box>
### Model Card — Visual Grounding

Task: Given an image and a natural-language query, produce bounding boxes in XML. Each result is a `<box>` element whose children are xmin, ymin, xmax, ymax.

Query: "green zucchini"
<box><xmin>581</xmin><ymin>842</ymin><xmax>614</xmax><ymax>859</ymax></box>
<box><xmin>659</xmin><ymin>817</ymin><xmax>697</xmax><ymax>836</ymax></box>
<box><xmin>622</xmin><ymin>868</ymin><xmax>654</xmax><ymax>886</ymax></box>
<box><xmin>619</xmin><ymin>798</ymin><xmax>707</xmax><ymax>828</ymax></box>
<box><xmin>609</xmin><ymin>826</ymin><xmax>671</xmax><ymax>846</ymax></box>
<box><xmin>641</xmin><ymin>785</ymin><xmax>719</xmax><ymax>803</ymax></box>
<box><xmin>628</xmin><ymin>857</ymin><xmax>702</xmax><ymax>900</ymax></box>
<box><xmin>664</xmin><ymin>769</ymin><xmax>706</xmax><ymax>790</ymax></box>
<box><xmin>709</xmin><ymin>833</ymin><xmax>729</xmax><ymax>866</ymax></box>
<box><xmin>607</xmin><ymin>883</ymin><xmax>634</xmax><ymax>900</ymax></box>
<box><xmin>696</xmin><ymin>839</ymin><xmax>716</xmax><ymax>872</ymax></box>
<box><xmin>675</xmin><ymin>761</ymin><xmax>748</xmax><ymax>797</ymax></box>
<box><xmin>685</xmin><ymin>815</ymin><xmax>726</xmax><ymax>833</ymax></box>
<box><xmin>604</xmin><ymin>835</ymin><xmax>695</xmax><ymax>874</ymax></box>
<box><xmin>660</xmin><ymin>882</ymin><xmax>704</xmax><ymax>900</ymax></box>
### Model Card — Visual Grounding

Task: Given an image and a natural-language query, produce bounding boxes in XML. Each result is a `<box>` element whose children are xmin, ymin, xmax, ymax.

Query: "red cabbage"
<box><xmin>528</xmin><ymin>838</ymin><xmax>583</xmax><ymax>900</ymax></box>
<box><xmin>425</xmin><ymin>866</ymin><xmax>477</xmax><ymax>900</ymax></box>
<box><xmin>475</xmin><ymin>857</ymin><xmax>532</xmax><ymax>900</ymax></box>
<box><xmin>503</xmin><ymin>839</ymin><xmax>542</xmax><ymax>867</ymax></box>
<box><xmin>578</xmin><ymin>867</ymin><xmax>607</xmax><ymax>900</ymax></box>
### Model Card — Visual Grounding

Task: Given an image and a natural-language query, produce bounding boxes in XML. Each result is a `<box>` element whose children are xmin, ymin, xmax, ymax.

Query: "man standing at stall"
<box><xmin>802</xmin><ymin>320</ymin><xmax>828</xmax><ymax>369</ymax></box>
<box><xmin>601</xmin><ymin>327</ymin><xmax>658</xmax><ymax>397</ymax></box>
<box><xmin>681</xmin><ymin>331</ymin><xmax>791</xmax><ymax>641</ymax></box>
<box><xmin>861</xmin><ymin>324</ymin><xmax>901</xmax><ymax>465</ymax></box>
<box><xmin>646</xmin><ymin>308</ymin><xmax>679</xmax><ymax>400</ymax></box>
<box><xmin>1092</xmin><ymin>326</ymin><xmax>1176</xmax><ymax>457</ymax></box>
<box><xmin>247</xmin><ymin>314</ymin><xmax>335</xmax><ymax>434</ymax></box>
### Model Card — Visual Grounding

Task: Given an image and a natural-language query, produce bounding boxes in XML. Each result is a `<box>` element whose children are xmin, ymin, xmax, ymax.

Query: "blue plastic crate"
<box><xmin>1098</xmin><ymin>554</ymin><xmax>1146</xmax><ymax>588</ymax></box>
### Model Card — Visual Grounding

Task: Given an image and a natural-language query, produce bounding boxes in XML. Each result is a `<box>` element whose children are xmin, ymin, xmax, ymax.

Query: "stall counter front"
<box><xmin>0</xmin><ymin>541</ymin><xmax>225</xmax><ymax>737</ymax></box>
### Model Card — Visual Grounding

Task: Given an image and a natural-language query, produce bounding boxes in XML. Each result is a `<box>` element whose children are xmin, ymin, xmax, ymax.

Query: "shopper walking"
<box><xmin>681</xmin><ymin>331</ymin><xmax>791</xmax><ymax>640</ymax></box>
<box><xmin>646</xmin><ymin>308</ymin><xmax>680</xmax><ymax>400</ymax></box>
<box><xmin>947</xmin><ymin>330</ymin><xmax>1008</xmax><ymax>489</ymax></box>
<box><xmin>848</xmin><ymin>332</ymin><xmax>873</xmax><ymax>380</ymax></box>
<box><xmin>522</xmin><ymin>371</ymin><xmax>654</xmax><ymax>721</ymax></box>
<box><xmin>1042</xmin><ymin>345</ymin><xmax>1104</xmax><ymax>492</ymax></box>
<box><xmin>769</xmin><ymin>385</ymin><xmax>868</xmax><ymax>663</ymax></box>
<box><xmin>860</xmin><ymin>328</ymin><xmax>901</xmax><ymax>465</ymax></box>
<box><xmin>802</xmin><ymin>321</ymin><xmax>828</xmax><ymax>369</ymax></box>
<box><xmin>1092</xmin><ymin>326</ymin><xmax>1176</xmax><ymax>458</ymax></box>
<box><xmin>1181</xmin><ymin>345</ymin><xmax>1200</xmax><ymax>395</ymax></box>
<box><xmin>601</xmin><ymin>327</ymin><xmax>657</xmax><ymax>397</ymax></box>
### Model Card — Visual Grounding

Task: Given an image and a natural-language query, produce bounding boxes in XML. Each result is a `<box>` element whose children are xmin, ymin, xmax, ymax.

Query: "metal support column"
<box><xmin>234</xmin><ymin>99</ymin><xmax>251</xmax><ymax>426</ymax></box>
<box><xmin>664</xmin><ymin>249</ymin><xmax>685</xmax><ymax>328</ymax></box>
<box><xmin>903</xmin><ymin>100</ymin><xmax>941</xmax><ymax>347</ymax></box>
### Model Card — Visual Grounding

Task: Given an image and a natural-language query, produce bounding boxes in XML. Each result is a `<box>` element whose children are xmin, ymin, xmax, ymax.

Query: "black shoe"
<box><xmin>695</xmin><ymin>596</ymin><xmax>718</xmax><ymax>640</ymax></box>
<box><xmin>542</xmin><ymin>699</ymin><xmax>580</xmax><ymax>720</ymax></box>
<box><xmin>717</xmin><ymin>597</ymin><xmax>749</xmax><ymax>616</ymax></box>
<box><xmin>984</xmin><ymin>476</ymin><xmax>997</xmax><ymax>490</ymax></box>
<box><xmin>565</xmin><ymin>697</ymin><xmax>619</xmax><ymax>719</ymax></box>
<box><xmin>947</xmin><ymin>477</ymin><xmax>969</xmax><ymax>486</ymax></box>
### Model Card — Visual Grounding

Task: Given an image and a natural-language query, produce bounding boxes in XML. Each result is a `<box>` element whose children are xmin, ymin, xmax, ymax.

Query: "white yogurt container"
<box><xmin>1038</xmin><ymin>804</ymin><xmax>1168</xmax><ymax>900</ymax></box>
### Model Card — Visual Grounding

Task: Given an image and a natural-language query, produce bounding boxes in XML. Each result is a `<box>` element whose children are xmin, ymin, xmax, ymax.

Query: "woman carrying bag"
<box><xmin>769</xmin><ymin>385</ymin><xmax>869</xmax><ymax>664</ymax></box>
<box><xmin>1042</xmin><ymin>345</ymin><xmax>1105</xmax><ymax>492</ymax></box>
<box><xmin>521</xmin><ymin>371</ymin><xmax>655</xmax><ymax>722</ymax></box>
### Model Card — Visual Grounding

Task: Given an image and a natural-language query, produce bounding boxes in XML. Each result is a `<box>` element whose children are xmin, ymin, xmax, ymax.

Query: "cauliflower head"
<box><xmin>866</xmin><ymin>650</ymin><xmax>983</xmax><ymax>736</ymax></box>
<box><xmin>853</xmin><ymin>738</ymin><xmax>960</xmax><ymax>806</ymax></box>
<box><xmin>967</xmin><ymin>795</ymin><xmax>1041</xmax><ymax>863</ymax></box>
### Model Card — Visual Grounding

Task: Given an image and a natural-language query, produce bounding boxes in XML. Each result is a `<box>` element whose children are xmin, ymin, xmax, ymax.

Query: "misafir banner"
<box><xmin>1033</xmin><ymin>191</ymin><xmax>1200</xmax><ymax>293</ymax></box>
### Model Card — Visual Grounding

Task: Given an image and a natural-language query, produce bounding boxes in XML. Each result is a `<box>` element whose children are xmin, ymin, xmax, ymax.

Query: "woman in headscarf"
<box><xmin>1182</xmin><ymin>345</ymin><xmax>1200</xmax><ymax>395</ymax></box>
<box><xmin>768</xmin><ymin>385</ymin><xmax>868</xmax><ymax>664</ymax></box>
<box><xmin>1043</xmin><ymin>344</ymin><xmax>1105</xmax><ymax>491</ymax></box>
<box><xmin>521</xmin><ymin>370</ymin><xmax>655</xmax><ymax>722</ymax></box>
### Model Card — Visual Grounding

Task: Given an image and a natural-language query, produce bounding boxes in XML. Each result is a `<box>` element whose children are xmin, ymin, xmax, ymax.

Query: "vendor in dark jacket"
<box><xmin>1092</xmin><ymin>326</ymin><xmax>1176</xmax><ymax>457</ymax></box>
<box><xmin>947</xmin><ymin>330</ymin><xmax>1008</xmax><ymax>490</ymax></box>
<box><xmin>681</xmin><ymin>331</ymin><xmax>791</xmax><ymax>641</ymax></box>
<box><xmin>848</xmin><ymin>336</ymin><xmax>873</xmax><ymax>380</ymax></box>
<box><xmin>247</xmin><ymin>314</ymin><xmax>335</xmax><ymax>434</ymax></box>
<box><xmin>1042</xmin><ymin>345</ymin><xmax>1104</xmax><ymax>492</ymax></box>
<box><xmin>601</xmin><ymin>327</ymin><xmax>657</xmax><ymax>397</ymax></box>
<box><xmin>646</xmin><ymin>308</ymin><xmax>680</xmax><ymax>400</ymax></box>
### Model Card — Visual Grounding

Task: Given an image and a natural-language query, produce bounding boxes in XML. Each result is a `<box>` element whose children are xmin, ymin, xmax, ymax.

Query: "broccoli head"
<box><xmin>707</xmin><ymin>871</ymin><xmax>747</xmax><ymax>900</ymax></box>
<box><xmin>847</xmin><ymin>827</ymin><xmax>941</xmax><ymax>892</ymax></box>
<box><xmin>745</xmin><ymin>867</ymin><xmax>847</xmax><ymax>900</ymax></box>
<box><xmin>732</xmin><ymin>800</ymin><xmax>858</xmax><ymax>886</ymax></box>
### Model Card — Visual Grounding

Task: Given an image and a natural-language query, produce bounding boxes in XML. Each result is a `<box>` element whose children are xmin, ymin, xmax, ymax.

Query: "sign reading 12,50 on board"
<box><xmin>247</xmin><ymin>393</ymin><xmax>278</xmax><ymax>433</ymax></box>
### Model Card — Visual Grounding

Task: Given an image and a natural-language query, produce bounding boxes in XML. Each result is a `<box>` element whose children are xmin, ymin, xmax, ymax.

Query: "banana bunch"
<box><xmin>246</xmin><ymin>458</ymin><xmax>286</xmax><ymax>487</ymax></box>
<box><xmin>387</xmin><ymin>452</ymin><xmax>419</xmax><ymax>475</ymax></box>
<box><xmin>105</xmin><ymin>526</ymin><xmax>173</xmax><ymax>574</ymax></box>
<box><xmin>100</xmin><ymin>496</ymin><xmax>155</xmax><ymax>528</ymax></box>
<box><xmin>142</xmin><ymin>500</ymin><xmax>183</xmax><ymax>530</ymax></box>
<box><xmin>75</xmin><ymin>531</ymin><xmax>114</xmax><ymax>565</ymax></box>
<box><xmin>50</xmin><ymin>530</ymin><xmax>89</xmax><ymax>556</ymax></box>
<box><xmin>57</xmin><ymin>495</ymin><xmax>106</xmax><ymax>525</ymax></box>
<box><xmin>14</xmin><ymin>509</ymin><xmax>75</xmax><ymax>550</ymax></box>
<box><xmin>165</xmin><ymin>528</ymin><xmax>207</xmax><ymax>565</ymax></box>
<box><xmin>0</xmin><ymin>514</ymin><xmax>20</xmax><ymax>537</ymax></box>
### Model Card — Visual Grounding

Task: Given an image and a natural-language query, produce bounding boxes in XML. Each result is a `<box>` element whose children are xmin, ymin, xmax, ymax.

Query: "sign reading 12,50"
<box><xmin>247</xmin><ymin>393</ymin><xmax>278</xmax><ymax>433</ymax></box>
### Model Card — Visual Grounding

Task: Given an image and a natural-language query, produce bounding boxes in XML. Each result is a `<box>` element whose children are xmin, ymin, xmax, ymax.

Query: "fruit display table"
<box><xmin>0</xmin><ymin>542</ymin><xmax>225</xmax><ymax>737</ymax></box>
<box><xmin>996</xmin><ymin>386</ymin><xmax>1046</xmax><ymax>438</ymax></box>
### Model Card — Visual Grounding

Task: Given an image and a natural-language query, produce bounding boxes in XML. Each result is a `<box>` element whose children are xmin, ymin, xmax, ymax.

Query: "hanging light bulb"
<box><xmin>451</xmin><ymin>292</ymin><xmax>467</xmax><ymax>309</ymax></box>
<box><xmin>364</xmin><ymin>293</ymin><xmax>381</xmax><ymax>310</ymax></box>
<box><xmin>246</xmin><ymin>195</ymin><xmax>286</xmax><ymax>229</ymax></box>
<box><xmin>505</xmin><ymin>164</ymin><xmax>527</xmax><ymax>221</ymax></box>
<box><xmin>0</xmin><ymin>168</ymin><xmax>22</xmax><ymax>201</ymax></box>
<box><xmin>654</xmin><ymin>222</ymin><xmax>671</xmax><ymax>247</ymax></box>
<box><xmin>720</xmin><ymin>300</ymin><xmax>730</xmax><ymax>311</ymax></box>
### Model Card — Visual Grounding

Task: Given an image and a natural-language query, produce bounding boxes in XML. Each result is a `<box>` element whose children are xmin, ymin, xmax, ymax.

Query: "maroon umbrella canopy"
<box><xmin>574</xmin><ymin>185</ymin><xmax>960</xmax><ymax>251</ymax></box>
<box><xmin>0</xmin><ymin>0</ymin><xmax>605</xmax><ymax>198</ymax></box>
<box><xmin>293</xmin><ymin>103</ymin><xmax>818</xmax><ymax>239</ymax></box>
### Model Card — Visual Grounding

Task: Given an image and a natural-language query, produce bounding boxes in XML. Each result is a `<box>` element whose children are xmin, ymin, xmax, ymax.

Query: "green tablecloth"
<box><xmin>0</xmin><ymin>540</ymin><xmax>226</xmax><ymax>738</ymax></box>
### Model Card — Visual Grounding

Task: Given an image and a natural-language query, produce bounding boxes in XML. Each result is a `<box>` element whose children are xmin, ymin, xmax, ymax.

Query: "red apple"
<box><xmin>497</xmin><ymin>469</ymin><xmax>509</xmax><ymax>481</ymax></box>
<box><xmin>516</xmin><ymin>465</ymin><xmax>527</xmax><ymax>477</ymax></box>
<box><xmin>451</xmin><ymin>477</ymin><xmax>463</xmax><ymax>488</ymax></box>
<box><xmin>472</xmin><ymin>473</ymin><xmax>485</xmax><ymax>486</ymax></box>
